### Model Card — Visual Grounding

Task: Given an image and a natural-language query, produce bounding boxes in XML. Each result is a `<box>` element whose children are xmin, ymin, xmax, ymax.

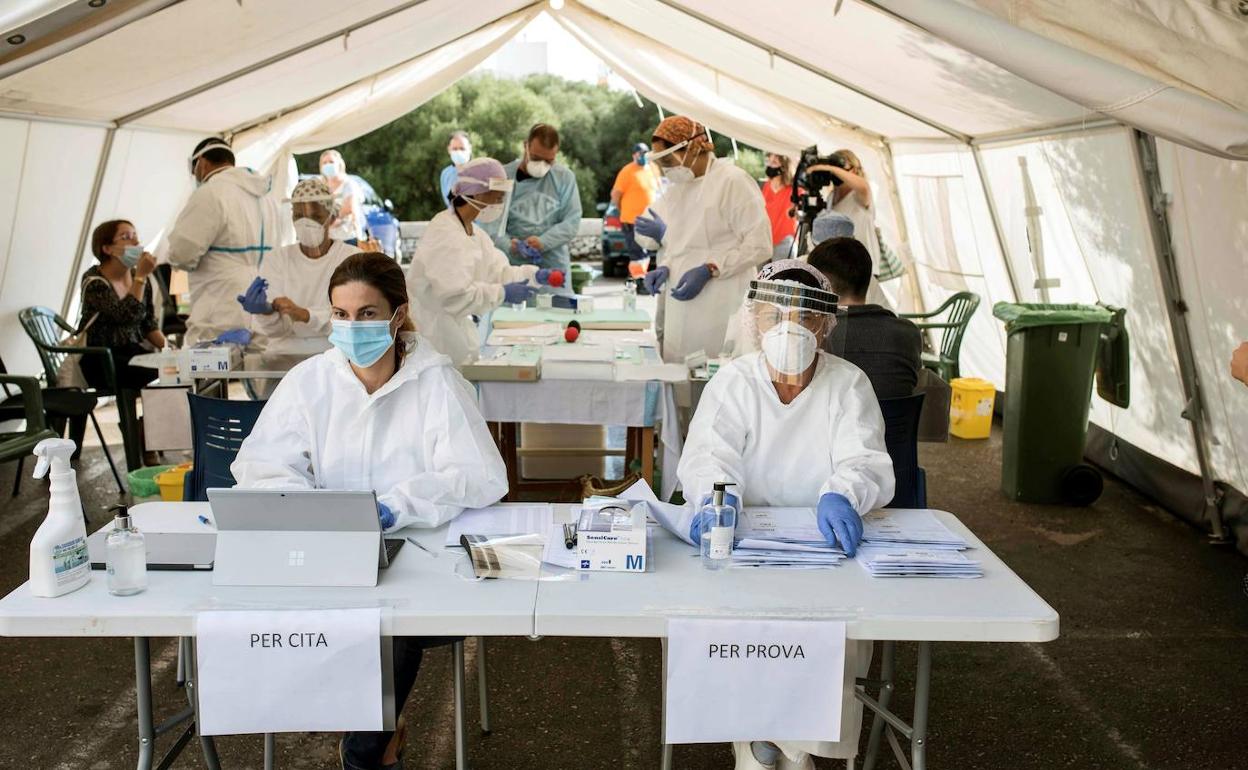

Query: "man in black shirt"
<box><xmin>809</xmin><ymin>237</ymin><xmax>922</xmax><ymax>399</ymax></box>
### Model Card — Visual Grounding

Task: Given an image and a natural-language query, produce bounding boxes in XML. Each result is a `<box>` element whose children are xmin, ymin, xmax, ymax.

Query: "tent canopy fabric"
<box><xmin>0</xmin><ymin>0</ymin><xmax>1244</xmax><ymax>543</ymax></box>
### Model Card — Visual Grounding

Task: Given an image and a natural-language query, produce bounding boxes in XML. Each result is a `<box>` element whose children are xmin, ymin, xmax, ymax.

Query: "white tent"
<box><xmin>0</xmin><ymin>0</ymin><xmax>1244</xmax><ymax>545</ymax></box>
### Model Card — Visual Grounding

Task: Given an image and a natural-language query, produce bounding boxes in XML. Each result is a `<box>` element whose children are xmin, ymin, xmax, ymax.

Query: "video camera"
<box><xmin>790</xmin><ymin>146</ymin><xmax>849</xmax><ymax>221</ymax></box>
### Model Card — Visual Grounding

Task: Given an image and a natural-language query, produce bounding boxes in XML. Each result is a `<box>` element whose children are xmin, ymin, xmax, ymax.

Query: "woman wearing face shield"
<box><xmin>232</xmin><ymin>252</ymin><xmax>508</xmax><ymax>770</ymax></box>
<box><xmin>674</xmin><ymin>260</ymin><xmax>894</xmax><ymax>769</ymax></box>
<box><xmin>237</xmin><ymin>178</ymin><xmax>361</xmax><ymax>361</ymax></box>
<box><xmin>407</xmin><ymin>157</ymin><xmax>562</xmax><ymax>365</ymax></box>
<box><xmin>633</xmin><ymin>116</ymin><xmax>773</xmax><ymax>364</ymax></box>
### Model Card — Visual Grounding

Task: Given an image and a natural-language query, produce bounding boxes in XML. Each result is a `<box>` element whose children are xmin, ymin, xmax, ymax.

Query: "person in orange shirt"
<box><xmin>610</xmin><ymin>142</ymin><xmax>661</xmax><ymax>267</ymax></box>
<box><xmin>762</xmin><ymin>152</ymin><xmax>798</xmax><ymax>261</ymax></box>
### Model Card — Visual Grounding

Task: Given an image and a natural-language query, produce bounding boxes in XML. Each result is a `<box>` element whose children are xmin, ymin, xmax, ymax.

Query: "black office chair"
<box><xmin>879</xmin><ymin>393</ymin><xmax>927</xmax><ymax>508</ymax></box>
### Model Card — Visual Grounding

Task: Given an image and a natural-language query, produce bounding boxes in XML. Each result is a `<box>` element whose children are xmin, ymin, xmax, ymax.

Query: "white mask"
<box><xmin>663</xmin><ymin>165</ymin><xmax>696</xmax><ymax>184</ymax></box>
<box><xmin>466</xmin><ymin>196</ymin><xmax>504</xmax><ymax>223</ymax></box>
<box><xmin>525</xmin><ymin>160</ymin><xmax>551</xmax><ymax>178</ymax></box>
<box><xmin>293</xmin><ymin>217</ymin><xmax>326</xmax><ymax>249</ymax></box>
<box><xmin>761</xmin><ymin>320</ymin><xmax>817</xmax><ymax>376</ymax></box>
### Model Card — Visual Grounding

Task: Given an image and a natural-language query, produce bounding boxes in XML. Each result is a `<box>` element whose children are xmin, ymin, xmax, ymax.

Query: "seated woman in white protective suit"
<box><xmin>231</xmin><ymin>252</ymin><xmax>508</xmax><ymax>770</ymax></box>
<box><xmin>674</xmin><ymin>259</ymin><xmax>895</xmax><ymax>769</ymax></box>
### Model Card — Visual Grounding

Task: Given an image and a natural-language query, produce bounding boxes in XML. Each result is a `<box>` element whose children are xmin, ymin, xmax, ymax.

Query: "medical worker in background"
<box><xmin>674</xmin><ymin>259</ymin><xmax>893</xmax><ymax>769</ymax></box>
<box><xmin>238</xmin><ymin>178</ymin><xmax>360</xmax><ymax>360</ymax></box>
<box><xmin>482</xmin><ymin>123</ymin><xmax>581</xmax><ymax>296</ymax></box>
<box><xmin>610</xmin><ymin>142</ymin><xmax>660</xmax><ymax>266</ymax></box>
<box><xmin>320</xmin><ymin>149</ymin><xmax>365</xmax><ymax>245</ymax></box>
<box><xmin>634</xmin><ymin>116</ymin><xmax>771</xmax><ymax>363</ymax></box>
<box><xmin>407</xmin><ymin>158</ymin><xmax>561</xmax><ymax>365</ymax></box>
<box><xmin>439</xmin><ymin>130</ymin><xmax>473</xmax><ymax>209</ymax></box>
<box><xmin>168</xmin><ymin>137</ymin><xmax>282</xmax><ymax>346</ymax></box>
<box><xmin>232</xmin><ymin>251</ymin><xmax>508</xmax><ymax>770</ymax></box>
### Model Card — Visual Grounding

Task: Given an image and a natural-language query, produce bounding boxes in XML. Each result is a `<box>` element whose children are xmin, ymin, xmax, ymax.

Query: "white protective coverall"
<box><xmin>636</xmin><ymin>157</ymin><xmax>772</xmax><ymax>363</ymax></box>
<box><xmin>407</xmin><ymin>209</ymin><xmax>537</xmax><ymax>365</ymax></box>
<box><xmin>252</xmin><ymin>240</ymin><xmax>360</xmax><ymax>356</ymax></box>
<box><xmin>675</xmin><ymin>349</ymin><xmax>894</xmax><ymax>761</ymax></box>
<box><xmin>230</xmin><ymin>335</ymin><xmax>508</xmax><ymax>531</ymax></box>
<box><xmin>168</xmin><ymin>166</ymin><xmax>283</xmax><ymax>345</ymax></box>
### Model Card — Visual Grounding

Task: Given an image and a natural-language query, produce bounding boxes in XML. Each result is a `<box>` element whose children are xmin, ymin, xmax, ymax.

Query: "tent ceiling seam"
<box><xmin>112</xmin><ymin>0</ymin><xmax>439</xmax><ymax>128</ymax></box>
<box><xmin>649</xmin><ymin>0</ymin><xmax>971</xmax><ymax>143</ymax></box>
<box><xmin>222</xmin><ymin>3</ymin><xmax>545</xmax><ymax>140</ymax></box>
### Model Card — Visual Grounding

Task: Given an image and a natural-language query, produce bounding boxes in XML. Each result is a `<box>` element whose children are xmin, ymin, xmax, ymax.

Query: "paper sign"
<box><xmin>665</xmin><ymin>618</ymin><xmax>846</xmax><ymax>743</ymax></box>
<box><xmin>196</xmin><ymin>608</ymin><xmax>382</xmax><ymax>735</ymax></box>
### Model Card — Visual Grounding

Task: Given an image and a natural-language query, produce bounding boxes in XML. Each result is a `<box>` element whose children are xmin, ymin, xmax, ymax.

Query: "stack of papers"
<box><xmin>732</xmin><ymin>508</ymin><xmax>846</xmax><ymax>570</ymax></box>
<box><xmin>856</xmin><ymin>547</ymin><xmax>982</xmax><ymax>578</ymax></box>
<box><xmin>857</xmin><ymin>509</ymin><xmax>982</xmax><ymax>578</ymax></box>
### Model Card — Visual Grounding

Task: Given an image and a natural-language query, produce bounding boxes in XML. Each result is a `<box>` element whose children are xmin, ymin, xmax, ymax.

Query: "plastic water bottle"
<box><xmin>700</xmin><ymin>482</ymin><xmax>738</xmax><ymax>570</ymax></box>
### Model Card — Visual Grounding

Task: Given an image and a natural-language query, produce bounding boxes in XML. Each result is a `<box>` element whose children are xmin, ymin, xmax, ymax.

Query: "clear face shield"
<box><xmin>743</xmin><ymin>278</ymin><xmax>842</xmax><ymax>386</ymax></box>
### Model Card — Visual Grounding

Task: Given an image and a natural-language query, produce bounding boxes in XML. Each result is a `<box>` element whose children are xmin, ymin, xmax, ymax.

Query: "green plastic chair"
<box><xmin>0</xmin><ymin>374</ymin><xmax>58</xmax><ymax>496</ymax></box>
<box><xmin>899</xmin><ymin>292</ymin><xmax>981</xmax><ymax>382</ymax></box>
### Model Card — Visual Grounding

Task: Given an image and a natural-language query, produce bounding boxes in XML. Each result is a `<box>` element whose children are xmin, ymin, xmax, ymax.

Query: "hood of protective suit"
<box><xmin>208</xmin><ymin>165</ymin><xmax>274</xmax><ymax>198</ymax></box>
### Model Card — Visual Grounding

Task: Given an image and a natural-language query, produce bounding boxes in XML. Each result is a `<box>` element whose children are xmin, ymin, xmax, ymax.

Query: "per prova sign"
<box><xmin>664</xmin><ymin>617</ymin><xmax>847</xmax><ymax>743</ymax></box>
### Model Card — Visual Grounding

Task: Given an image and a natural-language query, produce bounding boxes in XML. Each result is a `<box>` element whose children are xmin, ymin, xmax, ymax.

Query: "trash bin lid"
<box><xmin>992</xmin><ymin>302</ymin><xmax>1113</xmax><ymax>333</ymax></box>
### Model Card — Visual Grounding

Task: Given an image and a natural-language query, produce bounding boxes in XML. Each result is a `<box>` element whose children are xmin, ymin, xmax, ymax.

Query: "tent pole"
<box><xmin>878</xmin><ymin>139</ymin><xmax>925</xmax><ymax>312</ymax></box>
<box><xmin>970</xmin><ymin>146</ymin><xmax>1023</xmax><ymax>302</ymax></box>
<box><xmin>61</xmin><ymin>127</ymin><xmax>116</xmax><ymax>318</ymax></box>
<box><xmin>649</xmin><ymin>0</ymin><xmax>968</xmax><ymax>143</ymax></box>
<box><xmin>1129</xmin><ymin>130</ymin><xmax>1227</xmax><ymax>542</ymax></box>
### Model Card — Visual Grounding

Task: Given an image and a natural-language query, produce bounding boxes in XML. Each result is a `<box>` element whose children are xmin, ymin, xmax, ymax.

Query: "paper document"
<box><xmin>856</xmin><ymin>509</ymin><xmax>980</xmax><ymax>578</ymax></box>
<box><xmin>856</xmin><ymin>546</ymin><xmax>983</xmax><ymax>578</ymax></box>
<box><xmin>861</xmin><ymin>509</ymin><xmax>969</xmax><ymax>549</ymax></box>
<box><xmin>444</xmin><ymin>504</ymin><xmax>553</xmax><ymax>547</ymax></box>
<box><xmin>616</xmin><ymin>479</ymin><xmax>693</xmax><ymax>544</ymax></box>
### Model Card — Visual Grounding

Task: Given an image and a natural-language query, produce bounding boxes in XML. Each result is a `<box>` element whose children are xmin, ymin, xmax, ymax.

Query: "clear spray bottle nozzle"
<box><xmin>32</xmin><ymin>437</ymin><xmax>77</xmax><ymax>478</ymax></box>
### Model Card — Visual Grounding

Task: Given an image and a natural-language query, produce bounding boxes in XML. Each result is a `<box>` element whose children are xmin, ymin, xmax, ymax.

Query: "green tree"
<box><xmin>298</xmin><ymin>72</ymin><xmax>763</xmax><ymax>222</ymax></box>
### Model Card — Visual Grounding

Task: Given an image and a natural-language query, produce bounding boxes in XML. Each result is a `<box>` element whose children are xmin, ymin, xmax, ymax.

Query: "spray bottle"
<box><xmin>29</xmin><ymin>437</ymin><xmax>90</xmax><ymax>597</ymax></box>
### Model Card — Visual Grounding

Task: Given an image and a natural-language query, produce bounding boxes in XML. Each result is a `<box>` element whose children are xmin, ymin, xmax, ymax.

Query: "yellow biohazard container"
<box><xmin>153</xmin><ymin>463</ymin><xmax>193</xmax><ymax>501</ymax></box>
<box><xmin>949</xmin><ymin>378</ymin><xmax>996</xmax><ymax>439</ymax></box>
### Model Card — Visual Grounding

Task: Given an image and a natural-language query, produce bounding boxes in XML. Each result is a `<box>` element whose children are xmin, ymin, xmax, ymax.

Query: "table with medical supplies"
<box><xmin>0</xmin><ymin>503</ymin><xmax>1056</xmax><ymax>770</ymax></box>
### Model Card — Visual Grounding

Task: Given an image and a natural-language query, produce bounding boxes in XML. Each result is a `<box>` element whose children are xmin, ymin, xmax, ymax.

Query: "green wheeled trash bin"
<box><xmin>992</xmin><ymin>303</ymin><xmax>1130</xmax><ymax>506</ymax></box>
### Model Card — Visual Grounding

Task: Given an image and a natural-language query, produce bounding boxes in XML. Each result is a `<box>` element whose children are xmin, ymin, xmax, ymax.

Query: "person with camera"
<box><xmin>806</xmin><ymin>149</ymin><xmax>888</xmax><ymax>305</ymax></box>
<box><xmin>633</xmin><ymin>116</ymin><xmax>772</xmax><ymax>364</ymax></box>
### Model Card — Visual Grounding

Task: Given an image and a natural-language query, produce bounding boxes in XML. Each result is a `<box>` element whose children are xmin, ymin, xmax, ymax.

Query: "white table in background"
<box><xmin>534</xmin><ymin>507</ymin><xmax>1058</xmax><ymax>770</ymax></box>
<box><xmin>0</xmin><ymin>503</ymin><xmax>537</xmax><ymax>770</ymax></box>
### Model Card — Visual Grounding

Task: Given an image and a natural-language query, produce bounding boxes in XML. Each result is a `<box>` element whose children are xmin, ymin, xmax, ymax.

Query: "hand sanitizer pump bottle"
<box><xmin>106</xmin><ymin>504</ymin><xmax>147</xmax><ymax>596</ymax></box>
<box><xmin>700</xmin><ymin>481</ymin><xmax>737</xmax><ymax>570</ymax></box>
<box><xmin>29</xmin><ymin>438</ymin><xmax>90</xmax><ymax>597</ymax></box>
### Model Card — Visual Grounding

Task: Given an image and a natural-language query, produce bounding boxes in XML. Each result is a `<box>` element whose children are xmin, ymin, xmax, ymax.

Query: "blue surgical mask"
<box><xmin>635</xmin><ymin>154</ymin><xmax>647</xmax><ymax>166</ymax></box>
<box><xmin>329</xmin><ymin>314</ymin><xmax>397</xmax><ymax>368</ymax></box>
<box><xmin>119</xmin><ymin>246</ymin><xmax>143</xmax><ymax>268</ymax></box>
<box><xmin>321</xmin><ymin>162</ymin><xmax>338</xmax><ymax>178</ymax></box>
<box><xmin>449</xmin><ymin>149</ymin><xmax>471</xmax><ymax>166</ymax></box>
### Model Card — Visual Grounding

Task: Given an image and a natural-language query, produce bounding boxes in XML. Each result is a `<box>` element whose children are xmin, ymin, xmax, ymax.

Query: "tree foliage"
<box><xmin>297</xmin><ymin>72</ymin><xmax>764</xmax><ymax>221</ymax></box>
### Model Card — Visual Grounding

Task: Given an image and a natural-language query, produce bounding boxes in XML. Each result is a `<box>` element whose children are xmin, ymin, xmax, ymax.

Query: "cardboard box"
<box><xmin>186</xmin><ymin>345</ymin><xmax>241</xmax><ymax>373</ymax></box>
<box><xmin>577</xmin><ymin>500</ymin><xmax>647</xmax><ymax>572</ymax></box>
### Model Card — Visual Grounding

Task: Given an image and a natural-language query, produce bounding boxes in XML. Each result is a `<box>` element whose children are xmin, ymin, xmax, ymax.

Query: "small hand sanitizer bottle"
<box><xmin>106</xmin><ymin>505</ymin><xmax>147</xmax><ymax>596</ymax></box>
<box><xmin>700</xmin><ymin>482</ymin><xmax>738</xmax><ymax>570</ymax></box>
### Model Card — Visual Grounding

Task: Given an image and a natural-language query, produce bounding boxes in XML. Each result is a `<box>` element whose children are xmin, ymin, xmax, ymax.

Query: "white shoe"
<box><xmin>776</xmin><ymin>752</ymin><xmax>815</xmax><ymax>770</ymax></box>
<box><xmin>732</xmin><ymin>741</ymin><xmax>776</xmax><ymax>770</ymax></box>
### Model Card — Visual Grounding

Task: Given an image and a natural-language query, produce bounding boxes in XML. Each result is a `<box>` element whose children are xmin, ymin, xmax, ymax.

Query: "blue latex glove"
<box><xmin>816</xmin><ymin>492</ymin><xmax>863</xmax><ymax>556</ymax></box>
<box><xmin>633</xmin><ymin>208</ymin><xmax>666</xmax><ymax>243</ymax></box>
<box><xmin>213</xmin><ymin>328</ymin><xmax>252</xmax><ymax>347</ymax></box>
<box><xmin>236</xmin><ymin>276</ymin><xmax>271</xmax><ymax>314</ymax></box>
<box><xmin>503</xmin><ymin>281</ymin><xmax>536</xmax><ymax>305</ymax></box>
<box><xmin>670</xmin><ymin>264</ymin><xmax>713</xmax><ymax>301</ymax></box>
<box><xmin>378</xmin><ymin>502</ymin><xmax>396</xmax><ymax>530</ymax></box>
<box><xmin>643</xmin><ymin>265</ymin><xmax>670</xmax><ymax>295</ymax></box>
<box><xmin>687</xmin><ymin>492</ymin><xmax>742</xmax><ymax>544</ymax></box>
<box><xmin>516</xmin><ymin>240</ymin><xmax>542</xmax><ymax>263</ymax></box>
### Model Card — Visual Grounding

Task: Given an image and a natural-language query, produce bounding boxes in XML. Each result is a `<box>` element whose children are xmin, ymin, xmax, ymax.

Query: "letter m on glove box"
<box><xmin>664</xmin><ymin>618</ymin><xmax>846</xmax><ymax>744</ymax></box>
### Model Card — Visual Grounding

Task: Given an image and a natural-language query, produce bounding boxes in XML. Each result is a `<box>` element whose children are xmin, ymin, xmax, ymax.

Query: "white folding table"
<box><xmin>533</xmin><ymin>507</ymin><xmax>1059</xmax><ymax>770</ymax></box>
<box><xmin>0</xmin><ymin>503</ymin><xmax>539</xmax><ymax>770</ymax></box>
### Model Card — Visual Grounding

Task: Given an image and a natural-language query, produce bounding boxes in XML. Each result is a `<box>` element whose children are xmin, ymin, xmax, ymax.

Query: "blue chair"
<box><xmin>879</xmin><ymin>393</ymin><xmax>927</xmax><ymax>508</ymax></box>
<box><xmin>183</xmin><ymin>394</ymin><xmax>267</xmax><ymax>502</ymax></box>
